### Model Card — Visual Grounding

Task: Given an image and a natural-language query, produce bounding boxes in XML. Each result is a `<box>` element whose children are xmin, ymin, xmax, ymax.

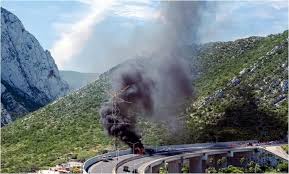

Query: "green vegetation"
<box><xmin>276</xmin><ymin>161</ymin><xmax>288</xmax><ymax>173</ymax></box>
<box><xmin>281</xmin><ymin>145</ymin><xmax>288</xmax><ymax>154</ymax></box>
<box><xmin>207</xmin><ymin>160</ymin><xmax>288</xmax><ymax>173</ymax></box>
<box><xmin>1</xmin><ymin>31</ymin><xmax>288</xmax><ymax>172</ymax></box>
<box><xmin>207</xmin><ymin>167</ymin><xmax>218</xmax><ymax>173</ymax></box>
<box><xmin>186</xmin><ymin>31</ymin><xmax>288</xmax><ymax>142</ymax></box>
<box><xmin>217</xmin><ymin>157</ymin><xmax>227</xmax><ymax>168</ymax></box>
<box><xmin>246</xmin><ymin>161</ymin><xmax>262</xmax><ymax>173</ymax></box>
<box><xmin>1</xmin><ymin>77</ymin><xmax>113</xmax><ymax>172</ymax></box>
<box><xmin>71</xmin><ymin>166</ymin><xmax>82</xmax><ymax>173</ymax></box>
<box><xmin>195</xmin><ymin>30</ymin><xmax>288</xmax><ymax>97</ymax></box>
<box><xmin>219</xmin><ymin>165</ymin><xmax>244</xmax><ymax>173</ymax></box>
<box><xmin>159</xmin><ymin>166</ymin><xmax>168</xmax><ymax>174</ymax></box>
<box><xmin>181</xmin><ymin>164</ymin><xmax>189</xmax><ymax>173</ymax></box>
<box><xmin>240</xmin><ymin>157</ymin><xmax>246</xmax><ymax>165</ymax></box>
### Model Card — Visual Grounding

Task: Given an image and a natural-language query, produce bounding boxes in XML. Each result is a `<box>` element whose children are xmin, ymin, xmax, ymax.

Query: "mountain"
<box><xmin>1</xmin><ymin>31</ymin><xmax>288</xmax><ymax>172</ymax></box>
<box><xmin>59</xmin><ymin>70</ymin><xmax>99</xmax><ymax>91</ymax></box>
<box><xmin>186</xmin><ymin>31</ymin><xmax>288</xmax><ymax>142</ymax></box>
<box><xmin>1</xmin><ymin>8</ymin><xmax>69</xmax><ymax>126</ymax></box>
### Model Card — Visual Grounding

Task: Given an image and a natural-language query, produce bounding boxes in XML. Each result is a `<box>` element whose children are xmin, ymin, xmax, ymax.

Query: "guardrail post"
<box><xmin>227</xmin><ymin>151</ymin><xmax>234</xmax><ymax>157</ymax></box>
<box><xmin>202</xmin><ymin>153</ymin><xmax>208</xmax><ymax>160</ymax></box>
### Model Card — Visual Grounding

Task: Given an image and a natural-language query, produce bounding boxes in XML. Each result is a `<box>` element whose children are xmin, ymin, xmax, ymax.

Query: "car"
<box><xmin>108</xmin><ymin>155</ymin><xmax>113</xmax><ymax>160</ymax></box>
<box><xmin>123</xmin><ymin>166</ymin><xmax>130</xmax><ymax>172</ymax></box>
<box><xmin>102</xmin><ymin>155</ymin><xmax>108</xmax><ymax>162</ymax></box>
<box><xmin>145</xmin><ymin>148</ymin><xmax>155</xmax><ymax>156</ymax></box>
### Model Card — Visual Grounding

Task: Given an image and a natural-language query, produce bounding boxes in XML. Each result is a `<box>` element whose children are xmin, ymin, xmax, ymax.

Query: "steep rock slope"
<box><xmin>1</xmin><ymin>31</ymin><xmax>288</xmax><ymax>172</ymax></box>
<box><xmin>1</xmin><ymin>8</ymin><xmax>69</xmax><ymax>126</ymax></box>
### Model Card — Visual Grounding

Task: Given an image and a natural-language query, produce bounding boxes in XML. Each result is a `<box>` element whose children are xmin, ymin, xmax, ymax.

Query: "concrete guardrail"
<box><xmin>83</xmin><ymin>140</ymin><xmax>257</xmax><ymax>173</ymax></box>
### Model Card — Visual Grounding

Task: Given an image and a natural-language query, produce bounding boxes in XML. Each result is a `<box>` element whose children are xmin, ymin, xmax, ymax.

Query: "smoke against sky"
<box><xmin>99</xmin><ymin>1</ymin><xmax>205</xmax><ymax>149</ymax></box>
<box><xmin>2</xmin><ymin>0</ymin><xmax>288</xmax><ymax>73</ymax></box>
<box><xmin>58</xmin><ymin>1</ymin><xmax>213</xmax><ymax>73</ymax></box>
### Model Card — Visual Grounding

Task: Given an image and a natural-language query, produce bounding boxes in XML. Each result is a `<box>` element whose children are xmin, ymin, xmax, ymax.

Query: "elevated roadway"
<box><xmin>83</xmin><ymin>141</ymin><xmax>288</xmax><ymax>174</ymax></box>
<box><xmin>88</xmin><ymin>154</ymin><xmax>136</xmax><ymax>173</ymax></box>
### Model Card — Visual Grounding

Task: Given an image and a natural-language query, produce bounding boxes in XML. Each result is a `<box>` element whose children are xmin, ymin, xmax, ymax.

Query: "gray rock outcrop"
<box><xmin>1</xmin><ymin>8</ymin><xmax>69</xmax><ymax>126</ymax></box>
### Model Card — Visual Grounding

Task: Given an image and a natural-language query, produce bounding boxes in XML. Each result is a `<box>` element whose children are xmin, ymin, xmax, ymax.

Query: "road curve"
<box><xmin>137</xmin><ymin>144</ymin><xmax>289</xmax><ymax>174</ymax></box>
<box><xmin>116</xmin><ymin>155</ymin><xmax>163</xmax><ymax>174</ymax></box>
<box><xmin>114</xmin><ymin>145</ymin><xmax>223</xmax><ymax>173</ymax></box>
<box><xmin>85</xmin><ymin>141</ymin><xmax>289</xmax><ymax>174</ymax></box>
<box><xmin>88</xmin><ymin>154</ymin><xmax>135</xmax><ymax>173</ymax></box>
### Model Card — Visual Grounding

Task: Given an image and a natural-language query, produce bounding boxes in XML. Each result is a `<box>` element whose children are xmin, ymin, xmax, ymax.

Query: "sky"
<box><xmin>1</xmin><ymin>0</ymin><xmax>288</xmax><ymax>73</ymax></box>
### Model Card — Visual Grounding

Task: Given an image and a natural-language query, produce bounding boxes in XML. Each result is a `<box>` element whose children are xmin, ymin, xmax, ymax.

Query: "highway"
<box><xmin>88</xmin><ymin>154</ymin><xmax>136</xmax><ymax>173</ymax></box>
<box><xmin>116</xmin><ymin>155</ymin><xmax>163</xmax><ymax>173</ymax></box>
<box><xmin>84</xmin><ymin>141</ymin><xmax>288</xmax><ymax>174</ymax></box>
<box><xmin>116</xmin><ymin>146</ymin><xmax>249</xmax><ymax>174</ymax></box>
<box><xmin>115</xmin><ymin>145</ymin><xmax>215</xmax><ymax>173</ymax></box>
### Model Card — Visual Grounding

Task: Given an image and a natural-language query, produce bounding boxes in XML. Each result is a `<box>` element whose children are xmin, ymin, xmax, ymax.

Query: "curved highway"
<box><xmin>84</xmin><ymin>141</ymin><xmax>288</xmax><ymax>174</ymax></box>
<box><xmin>88</xmin><ymin>154</ymin><xmax>136</xmax><ymax>173</ymax></box>
<box><xmin>116</xmin><ymin>155</ymin><xmax>161</xmax><ymax>173</ymax></box>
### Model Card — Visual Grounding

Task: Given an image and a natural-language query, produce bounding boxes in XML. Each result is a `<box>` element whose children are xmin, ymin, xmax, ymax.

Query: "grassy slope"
<box><xmin>1</xmin><ymin>31</ymin><xmax>288</xmax><ymax>172</ymax></box>
<box><xmin>195</xmin><ymin>31</ymin><xmax>287</xmax><ymax>97</ymax></box>
<box><xmin>1</xmin><ymin>78</ymin><xmax>112</xmax><ymax>172</ymax></box>
<box><xmin>186</xmin><ymin>31</ymin><xmax>288</xmax><ymax>142</ymax></box>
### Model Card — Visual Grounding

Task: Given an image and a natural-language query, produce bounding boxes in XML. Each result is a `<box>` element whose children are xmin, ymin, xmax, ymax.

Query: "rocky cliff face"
<box><xmin>1</xmin><ymin>8</ymin><xmax>69</xmax><ymax>126</ymax></box>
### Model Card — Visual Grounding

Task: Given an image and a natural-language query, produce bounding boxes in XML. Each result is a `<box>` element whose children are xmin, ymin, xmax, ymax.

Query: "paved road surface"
<box><xmin>86</xmin><ymin>141</ymin><xmax>288</xmax><ymax>173</ymax></box>
<box><xmin>88</xmin><ymin>154</ymin><xmax>136</xmax><ymax>174</ymax></box>
<box><xmin>116</xmin><ymin>155</ymin><xmax>163</xmax><ymax>173</ymax></box>
<box><xmin>263</xmin><ymin>145</ymin><xmax>288</xmax><ymax>160</ymax></box>
<box><xmin>116</xmin><ymin>146</ymin><xmax>213</xmax><ymax>173</ymax></box>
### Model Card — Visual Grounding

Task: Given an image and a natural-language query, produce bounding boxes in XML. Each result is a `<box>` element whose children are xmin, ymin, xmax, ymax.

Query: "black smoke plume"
<box><xmin>100</xmin><ymin>68</ymin><xmax>155</xmax><ymax>153</ymax></box>
<box><xmin>100</xmin><ymin>1</ymin><xmax>207</xmax><ymax>152</ymax></box>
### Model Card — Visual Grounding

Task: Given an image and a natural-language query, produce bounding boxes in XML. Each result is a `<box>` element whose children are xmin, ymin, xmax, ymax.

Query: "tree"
<box><xmin>159</xmin><ymin>167</ymin><xmax>168</xmax><ymax>174</ymax></box>
<box><xmin>240</xmin><ymin>157</ymin><xmax>246</xmax><ymax>166</ymax></box>
<box><xmin>246</xmin><ymin>161</ymin><xmax>262</xmax><ymax>173</ymax></box>
<box><xmin>207</xmin><ymin>167</ymin><xmax>217</xmax><ymax>173</ymax></box>
<box><xmin>219</xmin><ymin>165</ymin><xmax>244</xmax><ymax>173</ymax></box>
<box><xmin>181</xmin><ymin>165</ymin><xmax>189</xmax><ymax>173</ymax></box>
<box><xmin>71</xmin><ymin>166</ymin><xmax>81</xmax><ymax>173</ymax></box>
<box><xmin>276</xmin><ymin>161</ymin><xmax>288</xmax><ymax>172</ymax></box>
<box><xmin>217</xmin><ymin>157</ymin><xmax>227</xmax><ymax>168</ymax></box>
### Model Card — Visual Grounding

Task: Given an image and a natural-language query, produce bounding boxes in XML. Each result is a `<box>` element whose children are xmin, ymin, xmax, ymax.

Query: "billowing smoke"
<box><xmin>158</xmin><ymin>1</ymin><xmax>205</xmax><ymax>50</ymax></box>
<box><xmin>100</xmin><ymin>1</ymin><xmax>207</xmax><ymax>152</ymax></box>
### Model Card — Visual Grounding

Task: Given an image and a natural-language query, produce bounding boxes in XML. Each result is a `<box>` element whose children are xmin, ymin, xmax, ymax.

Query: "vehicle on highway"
<box><xmin>108</xmin><ymin>155</ymin><xmax>113</xmax><ymax>160</ymax></box>
<box><xmin>123</xmin><ymin>166</ymin><xmax>130</xmax><ymax>172</ymax></box>
<box><xmin>144</xmin><ymin>148</ymin><xmax>156</xmax><ymax>156</ymax></box>
<box><xmin>102</xmin><ymin>155</ymin><xmax>108</xmax><ymax>162</ymax></box>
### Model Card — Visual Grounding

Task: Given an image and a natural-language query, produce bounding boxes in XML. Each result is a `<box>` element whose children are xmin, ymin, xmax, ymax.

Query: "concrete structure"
<box><xmin>189</xmin><ymin>156</ymin><xmax>202</xmax><ymax>173</ymax></box>
<box><xmin>83</xmin><ymin>141</ymin><xmax>288</xmax><ymax>174</ymax></box>
<box><xmin>167</xmin><ymin>160</ymin><xmax>181</xmax><ymax>173</ymax></box>
<box><xmin>227</xmin><ymin>151</ymin><xmax>253</xmax><ymax>167</ymax></box>
<box><xmin>138</xmin><ymin>145</ymin><xmax>288</xmax><ymax>174</ymax></box>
